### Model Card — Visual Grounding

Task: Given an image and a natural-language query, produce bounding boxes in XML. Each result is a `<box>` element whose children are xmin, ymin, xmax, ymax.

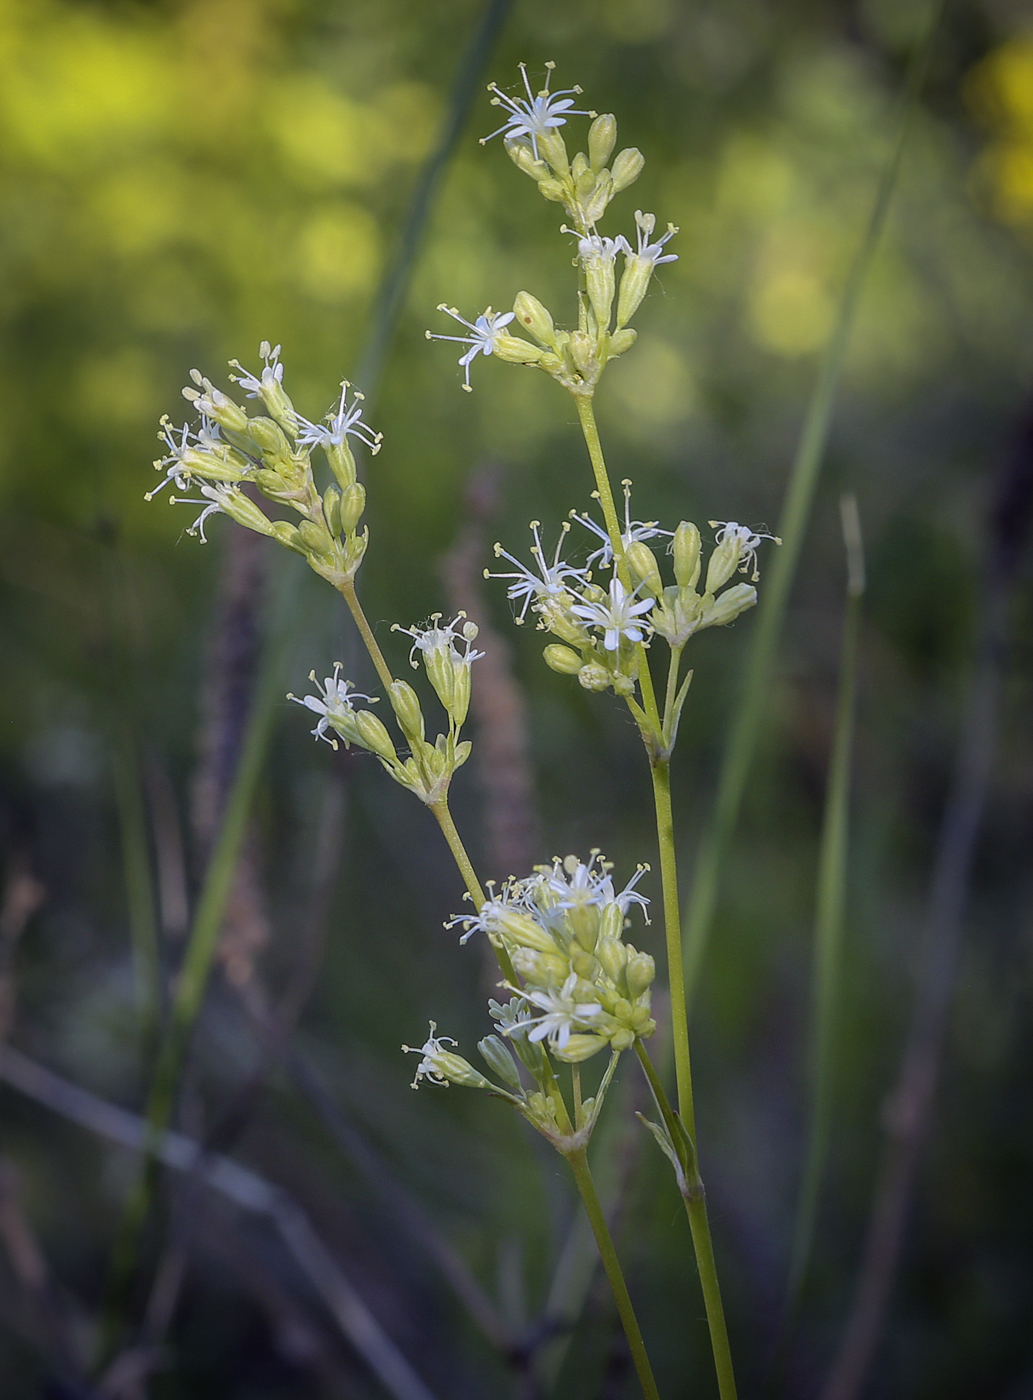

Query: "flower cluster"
<box><xmin>404</xmin><ymin>853</ymin><xmax>656</xmax><ymax>1147</ymax></box>
<box><xmin>428</xmin><ymin>64</ymin><xmax>677</xmax><ymax>397</ymax></box>
<box><xmin>289</xmin><ymin>614</ymin><xmax>483</xmax><ymax>806</ymax></box>
<box><xmin>147</xmin><ymin>343</ymin><xmax>378</xmax><ymax>589</ymax></box>
<box><xmin>488</xmin><ymin>499</ymin><xmax>773</xmax><ymax>707</ymax></box>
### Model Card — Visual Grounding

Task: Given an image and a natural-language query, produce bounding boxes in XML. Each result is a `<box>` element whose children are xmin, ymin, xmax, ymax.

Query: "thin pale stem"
<box><xmin>339</xmin><ymin>579</ymin><xmax>395</xmax><ymax>692</ymax></box>
<box><xmin>650</xmin><ymin>760</ymin><xmax>694</xmax><ymax>1136</ymax></box>
<box><xmin>571</xmin><ymin>1063</ymin><xmax>583</xmax><ymax>1129</ymax></box>
<box><xmin>429</xmin><ymin>799</ymin><xmax>518</xmax><ymax>987</ymax></box>
<box><xmin>662</xmin><ymin>645</ymin><xmax>684</xmax><ymax>744</ymax></box>
<box><xmin>634</xmin><ymin>1042</ymin><xmax>737</xmax><ymax>1400</ymax></box>
<box><xmin>566</xmin><ymin>1147</ymin><xmax>661</xmax><ymax>1400</ymax></box>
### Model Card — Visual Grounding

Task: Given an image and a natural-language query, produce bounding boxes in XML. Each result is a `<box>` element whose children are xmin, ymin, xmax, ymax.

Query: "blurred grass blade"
<box><xmin>681</xmin><ymin>0</ymin><xmax>943</xmax><ymax>1006</ymax></box>
<box><xmin>354</xmin><ymin>0</ymin><xmax>513</xmax><ymax>401</ymax></box>
<box><xmin>770</xmin><ymin>496</ymin><xmax>865</xmax><ymax>1389</ymax></box>
<box><xmin>101</xmin><ymin>541</ymin><xmax>161</xmax><ymax>1047</ymax></box>
<box><xmin>98</xmin><ymin>554</ymin><xmax>298</xmax><ymax>1366</ymax></box>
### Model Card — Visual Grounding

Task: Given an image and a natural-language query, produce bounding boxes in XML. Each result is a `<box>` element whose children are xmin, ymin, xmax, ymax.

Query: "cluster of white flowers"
<box><xmin>427</xmin><ymin>64</ymin><xmax>676</xmax><ymax>397</ymax></box>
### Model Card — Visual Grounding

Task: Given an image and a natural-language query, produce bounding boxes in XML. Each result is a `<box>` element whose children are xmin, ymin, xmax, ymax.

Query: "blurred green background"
<box><xmin>1</xmin><ymin>0</ymin><xmax>1033</xmax><ymax>1397</ymax></box>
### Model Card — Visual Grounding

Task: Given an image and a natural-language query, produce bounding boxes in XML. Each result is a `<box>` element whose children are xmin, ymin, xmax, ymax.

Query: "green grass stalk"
<box><xmin>680</xmin><ymin>2</ymin><xmax>943</xmax><ymax>1007</ymax></box>
<box><xmin>770</xmin><ymin>498</ymin><xmax>865</xmax><ymax>1389</ymax></box>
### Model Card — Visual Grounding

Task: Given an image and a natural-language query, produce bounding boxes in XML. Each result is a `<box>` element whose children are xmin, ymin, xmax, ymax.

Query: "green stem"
<box><xmin>429</xmin><ymin>799</ymin><xmax>518</xmax><ymax>987</ymax></box>
<box><xmin>339</xmin><ymin>579</ymin><xmax>395</xmax><ymax>692</ymax></box>
<box><xmin>575</xmin><ymin>395</ymin><xmax>623</xmax><ymax>562</ymax></box>
<box><xmin>649</xmin><ymin>760</ymin><xmax>695</xmax><ymax>1137</ymax></box>
<box><xmin>634</xmin><ymin>1043</ymin><xmax>737</xmax><ymax>1400</ymax></box>
<box><xmin>662</xmin><ymin>646</ymin><xmax>684</xmax><ymax>745</ymax></box>
<box><xmin>566</xmin><ymin>1147</ymin><xmax>661</xmax><ymax>1400</ymax></box>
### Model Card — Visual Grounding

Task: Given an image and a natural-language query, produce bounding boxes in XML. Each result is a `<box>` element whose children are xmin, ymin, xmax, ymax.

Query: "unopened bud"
<box><xmin>553</xmin><ymin>1033</ymin><xmax>608</xmax><ymax>1063</ymax></box>
<box><xmin>702</xmin><ymin>582</ymin><xmax>757</xmax><ymax>628</ymax></box>
<box><xmin>492</xmin><ymin>909</ymin><xmax>558</xmax><ymax>955</ymax></box>
<box><xmin>596</xmin><ymin>935</ymin><xmax>628</xmax><ymax>987</ymax></box>
<box><xmin>537</xmin><ymin>178</ymin><xmax>566</xmax><ymax>203</ymax></box>
<box><xmin>478</xmin><ymin>1035</ymin><xmax>523</xmax><ymax>1092</ymax></box>
<box><xmin>220</xmin><ymin>490</ymin><xmax>275</xmax><ymax>536</ymax></box>
<box><xmin>589</xmin><ymin>114</ymin><xmax>617</xmax><ymax>172</ymax></box>
<box><xmin>513</xmin><ymin>291</ymin><xmax>557</xmax><ymax>348</ymax></box>
<box><xmin>434</xmin><ymin>1051</ymin><xmax>492</xmax><ymax>1089</ymax></box>
<box><xmin>493</xmin><ymin>334</ymin><xmax>545</xmax><ymax>366</ymax></box>
<box><xmin>504</xmin><ymin>138</ymin><xmax>550</xmax><ymax>183</ymax></box>
<box><xmin>581</xmin><ymin>174</ymin><xmax>614</xmax><ymax>229</ymax></box>
<box><xmin>599</xmin><ymin>903</ymin><xmax>625</xmax><ymax>942</ymax></box>
<box><xmin>536</xmin><ymin>127</ymin><xmax>570</xmax><ymax>175</ymax></box>
<box><xmin>297</xmin><ymin>519</ymin><xmax>334</xmax><ymax>556</ymax></box>
<box><xmin>323</xmin><ymin>485</ymin><xmax>342</xmax><ymax>537</ymax></box>
<box><xmin>388</xmin><ymin>680</ymin><xmax>425</xmax><ymax>741</ymax></box>
<box><xmin>673</xmin><ymin>522</ymin><xmax>701</xmax><ymax>590</ymax></box>
<box><xmin>610</xmin><ymin>147</ymin><xmax>644</xmax><ymax>193</ymax></box>
<box><xmin>244</xmin><ymin>415</ymin><xmax>292</xmax><ymax>464</ymax></box>
<box><xmin>705</xmin><ymin>534</ymin><xmax>742</xmax><ymax>593</ymax></box>
<box><xmin>355</xmin><ymin>710</ymin><xmax>396</xmax><ymax>762</ymax></box>
<box><xmin>543</xmin><ymin>644</ymin><xmax>583</xmax><ymax>675</ymax></box>
<box><xmin>578</xmin><ymin>662</ymin><xmax>610</xmax><ymax>692</ymax></box>
<box><xmin>625</xmin><ymin>541</ymin><xmax>663</xmax><ymax>599</ymax></box>
<box><xmin>626</xmin><ymin>951</ymin><xmax>655</xmax><ymax>999</ymax></box>
<box><xmin>608</xmin><ymin>327</ymin><xmax>637</xmax><ymax>356</ymax></box>
<box><xmin>340</xmin><ymin>481</ymin><xmax>366</xmax><ymax>534</ymax></box>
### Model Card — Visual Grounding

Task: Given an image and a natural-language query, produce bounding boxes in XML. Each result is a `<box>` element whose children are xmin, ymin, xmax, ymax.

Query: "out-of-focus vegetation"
<box><xmin>1</xmin><ymin>1</ymin><xmax>1032</xmax><ymax>1397</ymax></box>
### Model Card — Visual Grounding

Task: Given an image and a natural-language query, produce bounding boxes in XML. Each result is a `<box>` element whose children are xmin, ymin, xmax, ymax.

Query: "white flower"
<box><xmin>577</xmin><ymin>233</ymin><xmax>620</xmax><ymax>263</ymax></box>
<box><xmin>571</xmin><ymin>481</ymin><xmax>672</xmax><ymax>569</ymax></box>
<box><xmin>570</xmin><ymin>577</ymin><xmax>653</xmax><ymax>651</ymax></box>
<box><xmin>481</xmin><ymin>62</ymin><xmax>592</xmax><ymax>161</ymax></box>
<box><xmin>618</xmin><ymin>210</ymin><xmax>679</xmax><ymax>267</ymax></box>
<box><xmin>296</xmin><ymin>380</ymin><xmax>382</xmax><ymax>454</ymax></box>
<box><xmin>545</xmin><ymin>852</ymin><xmax>649</xmax><ymax>920</ymax></box>
<box><xmin>394</xmin><ymin>612</ymin><xmax>485</xmax><ymax>671</ymax></box>
<box><xmin>427</xmin><ymin>306</ymin><xmax>515</xmax><ymax>391</ymax></box>
<box><xmin>228</xmin><ymin>340</ymin><xmax>284</xmax><ymax>399</ymax></box>
<box><xmin>709</xmin><ymin>521</ymin><xmax>779</xmax><ymax>582</ymax></box>
<box><xmin>288</xmin><ymin>664</ymin><xmax>375</xmax><ymax>746</ymax></box>
<box><xmin>169</xmin><ymin>482</ymin><xmax>236</xmax><ymax>543</ymax></box>
<box><xmin>520</xmin><ymin>972</ymin><xmax>601</xmax><ymax>1051</ymax></box>
<box><xmin>487</xmin><ymin>520</ymin><xmax>590</xmax><ymax>623</ymax></box>
<box><xmin>402</xmin><ymin>1022</ymin><xmax>458</xmax><ymax>1089</ymax></box>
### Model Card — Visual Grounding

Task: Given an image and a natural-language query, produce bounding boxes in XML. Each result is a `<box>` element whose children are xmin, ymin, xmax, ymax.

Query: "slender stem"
<box><xmin>575</xmin><ymin>396</ymin><xmax>623</xmax><ymax>558</ymax></box>
<box><xmin>429</xmin><ymin>799</ymin><xmax>518</xmax><ymax>986</ymax></box>
<box><xmin>571</xmin><ymin>1063</ymin><xmax>583</xmax><ymax>1129</ymax></box>
<box><xmin>634</xmin><ymin>1043</ymin><xmax>737</xmax><ymax>1400</ymax></box>
<box><xmin>649</xmin><ymin>761</ymin><xmax>695</xmax><ymax>1136</ymax></box>
<box><xmin>339</xmin><ymin>579</ymin><xmax>395</xmax><ymax>692</ymax></box>
<box><xmin>662</xmin><ymin>646</ymin><xmax>684</xmax><ymax>743</ymax></box>
<box><xmin>566</xmin><ymin>1147</ymin><xmax>661</xmax><ymax>1400</ymax></box>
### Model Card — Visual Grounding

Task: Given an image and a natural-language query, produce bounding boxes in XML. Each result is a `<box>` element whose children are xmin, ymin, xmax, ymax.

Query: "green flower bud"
<box><xmin>325</xmin><ymin>439</ymin><xmax>358</xmax><ymax>491</ymax></box>
<box><xmin>553</xmin><ymin>1034</ymin><xmax>610</xmax><ymax>1063</ymax></box>
<box><xmin>608</xmin><ymin>327</ymin><xmax>637</xmax><ymax>357</ymax></box>
<box><xmin>355</xmin><ymin>710</ymin><xmax>396</xmax><ymax>762</ymax></box>
<box><xmin>568</xmin><ymin>330</ymin><xmax>595</xmax><ymax>374</ymax></box>
<box><xmin>243</xmin><ymin>415</ymin><xmax>292</xmax><ymax>463</ymax></box>
<box><xmin>705</xmin><ymin>534</ymin><xmax>742</xmax><ymax>593</ymax></box>
<box><xmin>323</xmin><ymin>485</ymin><xmax>342</xmax><ymax>537</ymax></box>
<box><xmin>610</xmin><ymin>147</ymin><xmax>644</xmax><ymax>193</ymax></box>
<box><xmin>513</xmin><ymin>291</ymin><xmax>557</xmax><ymax>348</ymax></box>
<box><xmin>492</xmin><ymin>334</ymin><xmax>545</xmax><ymax>365</ymax></box>
<box><xmin>537</xmin><ymin>178</ymin><xmax>566</xmax><ymax>203</ymax></box>
<box><xmin>219</xmin><ymin>489</ymin><xmax>275</xmax><ymax>536</ymax></box>
<box><xmin>596</xmin><ymin>935</ymin><xmax>628</xmax><ymax>987</ymax></box>
<box><xmin>616</xmin><ymin>256</ymin><xmax>653</xmax><ymax>329</ymax></box>
<box><xmin>434</xmin><ymin>1051</ymin><xmax>493</xmax><ymax>1089</ymax></box>
<box><xmin>538</xmin><ymin>595</ymin><xmax>590</xmax><ymax>646</ymax></box>
<box><xmin>578</xmin><ymin>662</ymin><xmax>610</xmax><ymax>692</ymax></box>
<box><xmin>297</xmin><ymin>519</ymin><xmax>334</xmax><ymax>556</ymax></box>
<box><xmin>600</xmin><ymin>903</ymin><xmax>625</xmax><ymax>942</ymax></box>
<box><xmin>610</xmin><ymin>1027</ymin><xmax>635</xmax><ymax>1052</ymax></box>
<box><xmin>512</xmin><ymin>947</ymin><xmax>570</xmax><ymax>985</ymax></box>
<box><xmin>478</xmin><ymin>1035</ymin><xmax>523</xmax><ymax>1092</ymax></box>
<box><xmin>582</xmin><ymin>174</ymin><xmax>614</xmax><ymax>229</ymax></box>
<box><xmin>571</xmin><ymin>151</ymin><xmax>591</xmax><ymax>182</ymax></box>
<box><xmin>701</xmin><ymin>582</ymin><xmax>757</xmax><ymax>628</ymax></box>
<box><xmin>626</xmin><ymin>541</ymin><xmax>663</xmax><ymax>599</ymax></box>
<box><xmin>543</xmin><ymin>643</ymin><xmax>583</xmax><ymax>675</ymax></box>
<box><xmin>626</xmin><ymin>951</ymin><xmax>655</xmax><ymax>999</ymax></box>
<box><xmin>492</xmin><ymin>909</ymin><xmax>558</xmax><ymax>955</ymax></box>
<box><xmin>673</xmin><ymin>522</ymin><xmax>701</xmax><ymax>590</ymax></box>
<box><xmin>570</xmin><ymin>948</ymin><xmax>597</xmax><ymax>979</ymax></box>
<box><xmin>589</xmin><ymin>114</ymin><xmax>617</xmax><ymax>172</ymax></box>
<box><xmin>269</xmin><ymin>521</ymin><xmax>306</xmax><ymax>553</ymax></box>
<box><xmin>536</xmin><ymin>127</ymin><xmax>570</xmax><ymax>175</ymax></box>
<box><xmin>388</xmin><ymin>680</ymin><xmax>425</xmax><ymax>742</ymax></box>
<box><xmin>584</xmin><ymin>253</ymin><xmax>616</xmax><ymax>331</ymax></box>
<box><xmin>340</xmin><ymin>481</ymin><xmax>366</xmax><ymax>534</ymax></box>
<box><xmin>504</xmin><ymin>138</ymin><xmax>551</xmax><ymax>183</ymax></box>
